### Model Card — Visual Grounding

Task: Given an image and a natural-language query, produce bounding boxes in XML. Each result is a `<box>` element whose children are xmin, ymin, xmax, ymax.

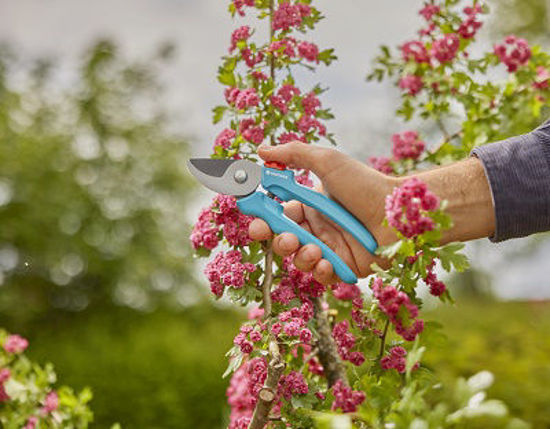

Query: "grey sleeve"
<box><xmin>471</xmin><ymin>119</ymin><xmax>550</xmax><ymax>242</ymax></box>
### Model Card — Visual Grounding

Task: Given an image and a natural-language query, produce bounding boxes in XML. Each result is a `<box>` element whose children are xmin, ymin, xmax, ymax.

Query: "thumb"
<box><xmin>258</xmin><ymin>141</ymin><xmax>341</xmax><ymax>178</ymax></box>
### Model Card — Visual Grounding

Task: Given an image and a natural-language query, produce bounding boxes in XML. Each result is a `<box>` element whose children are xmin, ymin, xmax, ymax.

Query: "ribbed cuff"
<box><xmin>471</xmin><ymin>126</ymin><xmax>550</xmax><ymax>242</ymax></box>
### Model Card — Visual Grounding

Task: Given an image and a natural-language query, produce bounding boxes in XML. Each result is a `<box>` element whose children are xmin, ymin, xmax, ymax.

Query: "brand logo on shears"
<box><xmin>265</xmin><ymin>170</ymin><xmax>289</xmax><ymax>180</ymax></box>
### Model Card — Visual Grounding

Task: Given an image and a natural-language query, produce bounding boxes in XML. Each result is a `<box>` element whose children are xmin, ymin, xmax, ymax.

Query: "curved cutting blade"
<box><xmin>187</xmin><ymin>158</ymin><xmax>262</xmax><ymax>197</ymax></box>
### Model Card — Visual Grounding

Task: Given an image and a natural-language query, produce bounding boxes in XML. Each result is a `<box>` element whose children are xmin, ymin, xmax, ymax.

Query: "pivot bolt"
<box><xmin>234</xmin><ymin>169</ymin><xmax>248</xmax><ymax>184</ymax></box>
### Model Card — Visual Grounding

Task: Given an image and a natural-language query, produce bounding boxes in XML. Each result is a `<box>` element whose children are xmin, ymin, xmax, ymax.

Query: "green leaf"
<box><xmin>438</xmin><ymin>242</ymin><xmax>469</xmax><ymax>272</ymax></box>
<box><xmin>212</xmin><ymin>105</ymin><xmax>228</xmax><ymax>124</ymax></box>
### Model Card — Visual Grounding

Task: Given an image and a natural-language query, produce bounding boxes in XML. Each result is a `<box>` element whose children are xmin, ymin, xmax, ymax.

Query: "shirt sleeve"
<box><xmin>471</xmin><ymin>119</ymin><xmax>550</xmax><ymax>242</ymax></box>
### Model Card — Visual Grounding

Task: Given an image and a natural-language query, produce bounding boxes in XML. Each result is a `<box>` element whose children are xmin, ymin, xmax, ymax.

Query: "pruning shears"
<box><xmin>187</xmin><ymin>158</ymin><xmax>378</xmax><ymax>284</ymax></box>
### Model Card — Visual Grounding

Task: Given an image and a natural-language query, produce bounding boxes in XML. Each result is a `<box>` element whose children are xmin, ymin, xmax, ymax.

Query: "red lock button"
<box><xmin>264</xmin><ymin>161</ymin><xmax>287</xmax><ymax>171</ymax></box>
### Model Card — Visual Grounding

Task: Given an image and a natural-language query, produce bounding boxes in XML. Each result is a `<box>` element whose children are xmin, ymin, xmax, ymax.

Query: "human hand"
<box><xmin>249</xmin><ymin>142</ymin><xmax>398</xmax><ymax>285</ymax></box>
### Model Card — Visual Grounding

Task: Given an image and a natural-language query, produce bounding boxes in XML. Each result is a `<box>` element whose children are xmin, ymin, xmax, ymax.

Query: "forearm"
<box><xmin>401</xmin><ymin>157</ymin><xmax>496</xmax><ymax>243</ymax></box>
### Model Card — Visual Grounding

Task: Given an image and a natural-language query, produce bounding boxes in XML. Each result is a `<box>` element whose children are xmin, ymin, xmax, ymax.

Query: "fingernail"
<box><xmin>259</xmin><ymin>144</ymin><xmax>274</xmax><ymax>151</ymax></box>
<box><xmin>303</xmin><ymin>248</ymin><xmax>315</xmax><ymax>261</ymax></box>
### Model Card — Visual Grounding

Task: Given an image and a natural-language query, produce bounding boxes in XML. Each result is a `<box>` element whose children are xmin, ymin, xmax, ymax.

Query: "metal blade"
<box><xmin>187</xmin><ymin>158</ymin><xmax>262</xmax><ymax>197</ymax></box>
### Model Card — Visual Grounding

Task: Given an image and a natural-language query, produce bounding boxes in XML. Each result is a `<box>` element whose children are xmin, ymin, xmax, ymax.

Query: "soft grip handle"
<box><xmin>261</xmin><ymin>167</ymin><xmax>378</xmax><ymax>254</ymax></box>
<box><xmin>237</xmin><ymin>192</ymin><xmax>358</xmax><ymax>284</ymax></box>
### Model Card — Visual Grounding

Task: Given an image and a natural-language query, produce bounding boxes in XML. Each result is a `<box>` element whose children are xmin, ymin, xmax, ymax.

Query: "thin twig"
<box><xmin>377</xmin><ymin>319</ymin><xmax>390</xmax><ymax>361</ymax></box>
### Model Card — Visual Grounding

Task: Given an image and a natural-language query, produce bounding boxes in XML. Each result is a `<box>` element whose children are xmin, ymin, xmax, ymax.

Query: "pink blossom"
<box><xmin>301</xmin><ymin>92</ymin><xmax>321</xmax><ymax>115</ymax></box>
<box><xmin>297</xmin><ymin>41</ymin><xmax>319</xmax><ymax>63</ymax></box>
<box><xmin>251</xmin><ymin>71</ymin><xmax>268</xmax><ymax>81</ymax></box>
<box><xmin>232</xmin><ymin>0</ymin><xmax>255</xmax><ymax>17</ymax></box>
<box><xmin>248</xmin><ymin>307</ymin><xmax>264</xmax><ymax>320</ymax></box>
<box><xmin>419</xmin><ymin>4</ymin><xmax>440</xmax><ymax>21</ymax></box>
<box><xmin>432</xmin><ymin>33</ymin><xmax>460</xmax><ymax>63</ymax></box>
<box><xmin>24</xmin><ymin>417</ymin><xmax>38</xmax><ymax>429</ymax></box>
<box><xmin>241</xmin><ymin>48</ymin><xmax>264</xmax><ymax>68</ymax></box>
<box><xmin>534</xmin><ymin>66</ymin><xmax>550</xmax><ymax>89</ymax></box>
<box><xmin>225</xmin><ymin>87</ymin><xmax>241</xmax><ymax>105</ymax></box>
<box><xmin>272</xmin><ymin>3</ymin><xmax>303</xmax><ymax>32</ymax></box>
<box><xmin>214</xmin><ymin>128</ymin><xmax>236</xmax><ymax>150</ymax></box>
<box><xmin>278</xmin><ymin>84</ymin><xmax>301</xmax><ymax>102</ymax></box>
<box><xmin>380</xmin><ymin>346</ymin><xmax>408</xmax><ymax>373</ymax></box>
<box><xmin>42</xmin><ymin>391</ymin><xmax>59</xmax><ymax>414</ymax></box>
<box><xmin>494</xmin><ymin>35</ymin><xmax>532</xmax><ymax>72</ymax></box>
<box><xmin>278</xmin><ymin>371</ymin><xmax>308</xmax><ymax>400</ymax></box>
<box><xmin>239</xmin><ymin>119</ymin><xmax>265</xmax><ymax>145</ymax></box>
<box><xmin>458</xmin><ymin>16</ymin><xmax>483</xmax><ymax>39</ymax></box>
<box><xmin>204</xmin><ymin>250</ymin><xmax>256</xmax><ymax>297</ymax></box>
<box><xmin>424</xmin><ymin>261</ymin><xmax>447</xmax><ymax>297</ymax></box>
<box><xmin>4</xmin><ymin>334</ymin><xmax>29</xmax><ymax>354</ymax></box>
<box><xmin>235</xmin><ymin>88</ymin><xmax>260</xmax><ymax>110</ymax></box>
<box><xmin>297</xmin><ymin>115</ymin><xmax>326</xmax><ymax>136</ymax></box>
<box><xmin>401</xmin><ymin>41</ymin><xmax>430</xmax><ymax>63</ymax></box>
<box><xmin>297</xmin><ymin>4</ymin><xmax>312</xmax><ymax>17</ymax></box>
<box><xmin>332</xmin><ymin>320</ymin><xmax>364</xmax><ymax>366</ymax></box>
<box><xmin>227</xmin><ymin>358</ymin><xmax>267</xmax><ymax>428</ymax></box>
<box><xmin>270</xmin><ymin>95</ymin><xmax>289</xmax><ymax>114</ymax></box>
<box><xmin>229</xmin><ymin>26</ymin><xmax>251</xmax><ymax>52</ymax></box>
<box><xmin>372</xmin><ymin>277</ymin><xmax>424</xmax><ymax>341</ymax></box>
<box><xmin>385</xmin><ymin>177</ymin><xmax>439</xmax><ymax>238</ymax></box>
<box><xmin>391</xmin><ymin>130</ymin><xmax>425</xmax><ymax>160</ymax></box>
<box><xmin>190</xmin><ymin>207</ymin><xmax>219</xmax><ymax>251</ymax></box>
<box><xmin>332</xmin><ymin>283</ymin><xmax>361</xmax><ymax>300</ymax></box>
<box><xmin>464</xmin><ymin>4</ymin><xmax>483</xmax><ymax>16</ymax></box>
<box><xmin>278</xmin><ymin>132</ymin><xmax>305</xmax><ymax>144</ymax></box>
<box><xmin>331</xmin><ymin>380</ymin><xmax>366</xmax><ymax>413</ymax></box>
<box><xmin>0</xmin><ymin>369</ymin><xmax>10</xmax><ymax>383</ymax></box>
<box><xmin>269</xmin><ymin>38</ymin><xmax>297</xmax><ymax>58</ymax></box>
<box><xmin>368</xmin><ymin>156</ymin><xmax>394</xmax><ymax>175</ymax></box>
<box><xmin>399</xmin><ymin>75</ymin><xmax>423</xmax><ymax>96</ymax></box>
<box><xmin>212</xmin><ymin>194</ymin><xmax>254</xmax><ymax>247</ymax></box>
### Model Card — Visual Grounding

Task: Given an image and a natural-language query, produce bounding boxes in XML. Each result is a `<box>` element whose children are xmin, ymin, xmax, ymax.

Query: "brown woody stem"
<box><xmin>313</xmin><ymin>297</ymin><xmax>349</xmax><ymax>387</ymax></box>
<box><xmin>248</xmin><ymin>245</ymin><xmax>285</xmax><ymax>429</ymax></box>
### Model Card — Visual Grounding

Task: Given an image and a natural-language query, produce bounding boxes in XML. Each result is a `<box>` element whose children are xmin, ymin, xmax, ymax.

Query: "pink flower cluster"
<box><xmin>331</xmin><ymin>380</ymin><xmax>366</xmax><ymax>413</ymax></box>
<box><xmin>271</xmin><ymin>256</ymin><xmax>326</xmax><ymax>304</ymax></box>
<box><xmin>214</xmin><ymin>128</ymin><xmax>237</xmax><ymax>150</ymax></box>
<box><xmin>42</xmin><ymin>391</ymin><xmax>59</xmax><ymax>414</ymax></box>
<box><xmin>534</xmin><ymin>66</ymin><xmax>550</xmax><ymax>90</ymax></box>
<box><xmin>204</xmin><ymin>250</ymin><xmax>256</xmax><ymax>297</ymax></box>
<box><xmin>391</xmin><ymin>131</ymin><xmax>425</xmax><ymax>160</ymax></box>
<box><xmin>399</xmin><ymin>75</ymin><xmax>423</xmax><ymax>96</ymax></box>
<box><xmin>272</xmin><ymin>2</ymin><xmax>311</xmax><ymax>32</ymax></box>
<box><xmin>25</xmin><ymin>417</ymin><xmax>39</xmax><ymax>429</ymax></box>
<box><xmin>278</xmin><ymin>371</ymin><xmax>309</xmax><ymax>400</ymax></box>
<box><xmin>401</xmin><ymin>41</ymin><xmax>430</xmax><ymax>64</ymax></box>
<box><xmin>368</xmin><ymin>156</ymin><xmax>393</xmax><ymax>175</ymax></box>
<box><xmin>229</xmin><ymin>26</ymin><xmax>251</xmax><ymax>53</ymax></box>
<box><xmin>225</xmin><ymin>87</ymin><xmax>260</xmax><ymax>110</ymax></box>
<box><xmin>297</xmin><ymin>41</ymin><xmax>319</xmax><ymax>63</ymax></box>
<box><xmin>332</xmin><ymin>320</ymin><xmax>365</xmax><ymax>366</ymax></box>
<box><xmin>419</xmin><ymin>3</ymin><xmax>440</xmax><ymax>21</ymax></box>
<box><xmin>0</xmin><ymin>368</ymin><xmax>10</xmax><ymax>402</ymax></box>
<box><xmin>227</xmin><ymin>357</ymin><xmax>268</xmax><ymax>428</ymax></box>
<box><xmin>380</xmin><ymin>346</ymin><xmax>408</xmax><ymax>373</ymax></box>
<box><xmin>385</xmin><ymin>177</ymin><xmax>439</xmax><ymax>238</ymax></box>
<box><xmin>350</xmin><ymin>298</ymin><xmax>382</xmax><ymax>335</ymax></box>
<box><xmin>494</xmin><ymin>35</ymin><xmax>532</xmax><ymax>73</ymax></box>
<box><xmin>432</xmin><ymin>33</ymin><xmax>460</xmax><ymax>63</ymax></box>
<box><xmin>270</xmin><ymin>83</ymin><xmax>300</xmax><ymax>115</ymax></box>
<box><xmin>191</xmin><ymin>194</ymin><xmax>253</xmax><ymax>251</ymax></box>
<box><xmin>232</xmin><ymin>0</ymin><xmax>255</xmax><ymax>17</ymax></box>
<box><xmin>234</xmin><ymin>324</ymin><xmax>264</xmax><ymax>354</ymax></box>
<box><xmin>273</xmin><ymin>301</ymin><xmax>314</xmax><ymax>344</ymax></box>
<box><xmin>239</xmin><ymin>118</ymin><xmax>265</xmax><ymax>145</ymax></box>
<box><xmin>458</xmin><ymin>4</ymin><xmax>483</xmax><ymax>39</ymax></box>
<box><xmin>372</xmin><ymin>277</ymin><xmax>424</xmax><ymax>341</ymax></box>
<box><xmin>3</xmin><ymin>334</ymin><xmax>29</xmax><ymax>354</ymax></box>
<box><xmin>331</xmin><ymin>283</ymin><xmax>360</xmax><ymax>301</ymax></box>
<box><xmin>424</xmin><ymin>260</ymin><xmax>446</xmax><ymax>297</ymax></box>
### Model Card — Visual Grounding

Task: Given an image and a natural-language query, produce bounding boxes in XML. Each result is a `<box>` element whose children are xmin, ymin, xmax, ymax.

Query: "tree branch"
<box><xmin>378</xmin><ymin>319</ymin><xmax>390</xmax><ymax>361</ymax></box>
<box><xmin>248</xmin><ymin>244</ymin><xmax>285</xmax><ymax>429</ymax></box>
<box><xmin>313</xmin><ymin>297</ymin><xmax>349</xmax><ymax>387</ymax></box>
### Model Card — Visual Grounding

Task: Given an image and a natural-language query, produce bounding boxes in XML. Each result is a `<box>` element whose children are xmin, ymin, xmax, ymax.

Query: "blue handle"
<box><xmin>238</xmin><ymin>192</ymin><xmax>358</xmax><ymax>284</ymax></box>
<box><xmin>261</xmin><ymin>167</ymin><xmax>378</xmax><ymax>254</ymax></box>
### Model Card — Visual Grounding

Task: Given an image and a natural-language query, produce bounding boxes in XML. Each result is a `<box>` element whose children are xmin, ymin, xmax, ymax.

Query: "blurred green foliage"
<box><xmin>2</xmin><ymin>305</ymin><xmax>243</xmax><ymax>428</ymax></box>
<box><xmin>0</xmin><ymin>40</ymin><xmax>198</xmax><ymax>321</ymax></box>
<box><xmin>490</xmin><ymin>0</ymin><xmax>550</xmax><ymax>41</ymax></box>
<box><xmin>425</xmin><ymin>299</ymin><xmax>550</xmax><ymax>429</ymax></box>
